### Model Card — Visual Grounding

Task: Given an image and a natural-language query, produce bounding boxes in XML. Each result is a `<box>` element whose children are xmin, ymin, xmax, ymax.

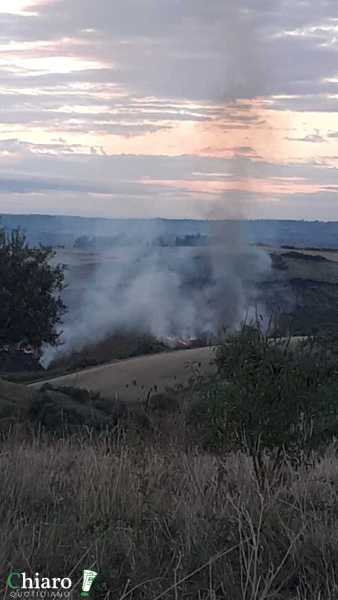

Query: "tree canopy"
<box><xmin>0</xmin><ymin>228</ymin><xmax>66</xmax><ymax>349</ymax></box>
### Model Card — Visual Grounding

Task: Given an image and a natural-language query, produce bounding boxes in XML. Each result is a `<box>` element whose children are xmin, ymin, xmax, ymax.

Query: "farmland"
<box><xmin>2</xmin><ymin>225</ymin><xmax>338</xmax><ymax>597</ymax></box>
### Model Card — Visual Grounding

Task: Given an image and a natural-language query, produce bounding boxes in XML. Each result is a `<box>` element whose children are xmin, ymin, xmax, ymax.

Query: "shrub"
<box><xmin>204</xmin><ymin>326</ymin><xmax>338</xmax><ymax>478</ymax></box>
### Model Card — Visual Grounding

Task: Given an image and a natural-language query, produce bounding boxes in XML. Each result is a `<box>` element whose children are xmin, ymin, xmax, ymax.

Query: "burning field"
<box><xmin>43</xmin><ymin>234</ymin><xmax>271</xmax><ymax>369</ymax></box>
<box><xmin>3</xmin><ymin>239</ymin><xmax>338</xmax><ymax>381</ymax></box>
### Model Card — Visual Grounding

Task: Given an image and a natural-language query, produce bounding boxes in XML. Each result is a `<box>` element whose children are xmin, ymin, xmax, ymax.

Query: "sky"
<box><xmin>0</xmin><ymin>0</ymin><xmax>338</xmax><ymax>219</ymax></box>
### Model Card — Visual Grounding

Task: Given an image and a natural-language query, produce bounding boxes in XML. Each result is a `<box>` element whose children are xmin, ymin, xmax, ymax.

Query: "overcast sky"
<box><xmin>0</xmin><ymin>0</ymin><xmax>338</xmax><ymax>219</ymax></box>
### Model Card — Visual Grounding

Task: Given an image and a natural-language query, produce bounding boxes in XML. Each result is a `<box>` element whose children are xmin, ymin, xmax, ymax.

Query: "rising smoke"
<box><xmin>41</xmin><ymin>2</ymin><xmax>273</xmax><ymax>368</ymax></box>
<box><xmin>41</xmin><ymin>225</ymin><xmax>271</xmax><ymax>367</ymax></box>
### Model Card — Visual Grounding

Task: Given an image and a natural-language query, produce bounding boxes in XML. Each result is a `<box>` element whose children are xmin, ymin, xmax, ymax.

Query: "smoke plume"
<box><xmin>41</xmin><ymin>222</ymin><xmax>271</xmax><ymax>368</ymax></box>
<box><xmin>41</xmin><ymin>1</ymin><xmax>273</xmax><ymax>368</ymax></box>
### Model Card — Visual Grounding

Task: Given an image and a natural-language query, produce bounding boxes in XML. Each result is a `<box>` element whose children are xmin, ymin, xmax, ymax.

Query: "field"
<box><xmin>16</xmin><ymin>242</ymin><xmax>335</xmax><ymax>383</ymax></box>
<box><xmin>31</xmin><ymin>347</ymin><xmax>215</xmax><ymax>401</ymax></box>
<box><xmin>3</xmin><ymin>241</ymin><xmax>338</xmax><ymax>383</ymax></box>
<box><xmin>2</xmin><ymin>229</ymin><xmax>338</xmax><ymax>598</ymax></box>
<box><xmin>2</xmin><ymin>329</ymin><xmax>338</xmax><ymax>598</ymax></box>
<box><xmin>55</xmin><ymin>243</ymin><xmax>338</xmax><ymax>346</ymax></box>
<box><xmin>2</xmin><ymin>433</ymin><xmax>338</xmax><ymax>600</ymax></box>
<box><xmin>3</xmin><ymin>236</ymin><xmax>338</xmax><ymax>597</ymax></box>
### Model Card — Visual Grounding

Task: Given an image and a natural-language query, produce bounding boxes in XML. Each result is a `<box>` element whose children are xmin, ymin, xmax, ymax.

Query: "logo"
<box><xmin>5</xmin><ymin>570</ymin><xmax>98</xmax><ymax>599</ymax></box>
<box><xmin>80</xmin><ymin>571</ymin><xmax>98</xmax><ymax>597</ymax></box>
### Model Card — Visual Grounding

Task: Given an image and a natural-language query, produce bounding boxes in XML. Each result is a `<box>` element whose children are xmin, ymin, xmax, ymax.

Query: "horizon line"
<box><xmin>0</xmin><ymin>213</ymin><xmax>336</xmax><ymax>224</ymax></box>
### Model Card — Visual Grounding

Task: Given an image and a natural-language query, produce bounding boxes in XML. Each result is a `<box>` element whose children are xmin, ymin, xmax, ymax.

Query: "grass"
<box><xmin>2</xmin><ymin>329</ymin><xmax>338</xmax><ymax>598</ymax></box>
<box><xmin>1</xmin><ymin>430</ymin><xmax>338</xmax><ymax>599</ymax></box>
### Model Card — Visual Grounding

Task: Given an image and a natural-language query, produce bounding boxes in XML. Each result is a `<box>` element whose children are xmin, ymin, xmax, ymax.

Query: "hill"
<box><xmin>3</xmin><ymin>214</ymin><xmax>338</xmax><ymax>248</ymax></box>
<box><xmin>2</xmin><ymin>329</ymin><xmax>338</xmax><ymax>598</ymax></box>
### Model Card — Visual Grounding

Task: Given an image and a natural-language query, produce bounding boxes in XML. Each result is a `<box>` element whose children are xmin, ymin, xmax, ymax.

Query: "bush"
<box><xmin>201</xmin><ymin>326</ymin><xmax>338</xmax><ymax>476</ymax></box>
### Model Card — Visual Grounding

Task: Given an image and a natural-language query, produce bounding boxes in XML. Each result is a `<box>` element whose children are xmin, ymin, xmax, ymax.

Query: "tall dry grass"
<box><xmin>0</xmin><ymin>429</ymin><xmax>338</xmax><ymax>599</ymax></box>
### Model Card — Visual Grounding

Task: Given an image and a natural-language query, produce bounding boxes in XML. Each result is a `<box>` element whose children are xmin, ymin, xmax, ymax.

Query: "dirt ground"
<box><xmin>30</xmin><ymin>347</ymin><xmax>216</xmax><ymax>401</ymax></box>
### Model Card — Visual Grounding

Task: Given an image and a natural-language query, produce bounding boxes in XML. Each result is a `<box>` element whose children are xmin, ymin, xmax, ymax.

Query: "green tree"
<box><xmin>0</xmin><ymin>228</ymin><xmax>66</xmax><ymax>349</ymax></box>
<box><xmin>198</xmin><ymin>326</ymin><xmax>338</xmax><ymax>485</ymax></box>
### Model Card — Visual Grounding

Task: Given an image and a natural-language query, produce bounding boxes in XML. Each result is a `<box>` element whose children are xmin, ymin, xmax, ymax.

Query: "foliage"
<box><xmin>209</xmin><ymin>326</ymin><xmax>338</xmax><ymax>470</ymax></box>
<box><xmin>0</xmin><ymin>228</ymin><xmax>66</xmax><ymax>349</ymax></box>
<box><xmin>2</xmin><ymin>433</ymin><xmax>338</xmax><ymax>598</ymax></box>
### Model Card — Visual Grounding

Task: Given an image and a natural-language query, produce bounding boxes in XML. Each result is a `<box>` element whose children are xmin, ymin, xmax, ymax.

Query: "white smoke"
<box><xmin>41</xmin><ymin>231</ymin><xmax>271</xmax><ymax>368</ymax></box>
<box><xmin>41</xmin><ymin>1</ymin><xmax>273</xmax><ymax>368</ymax></box>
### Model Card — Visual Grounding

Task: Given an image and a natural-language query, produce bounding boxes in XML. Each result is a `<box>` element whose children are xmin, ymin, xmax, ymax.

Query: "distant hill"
<box><xmin>2</xmin><ymin>214</ymin><xmax>338</xmax><ymax>249</ymax></box>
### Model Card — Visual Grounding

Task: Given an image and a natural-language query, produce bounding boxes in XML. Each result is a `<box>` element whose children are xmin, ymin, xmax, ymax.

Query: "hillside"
<box><xmin>3</xmin><ymin>214</ymin><xmax>338</xmax><ymax>248</ymax></box>
<box><xmin>262</xmin><ymin>248</ymin><xmax>338</xmax><ymax>335</ymax></box>
<box><xmin>31</xmin><ymin>347</ymin><xmax>215</xmax><ymax>401</ymax></box>
<box><xmin>2</xmin><ymin>329</ymin><xmax>338</xmax><ymax>598</ymax></box>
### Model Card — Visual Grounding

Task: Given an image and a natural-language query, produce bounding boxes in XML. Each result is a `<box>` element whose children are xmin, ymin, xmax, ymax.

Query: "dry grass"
<box><xmin>1</xmin><ymin>429</ymin><xmax>338</xmax><ymax>599</ymax></box>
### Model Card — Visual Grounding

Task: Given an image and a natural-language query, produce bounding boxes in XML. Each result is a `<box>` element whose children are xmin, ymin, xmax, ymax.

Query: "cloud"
<box><xmin>1</xmin><ymin>0</ymin><xmax>337</xmax><ymax>105</ymax></box>
<box><xmin>0</xmin><ymin>0</ymin><xmax>338</xmax><ymax>218</ymax></box>
<box><xmin>231</xmin><ymin>146</ymin><xmax>259</xmax><ymax>157</ymax></box>
<box><xmin>0</xmin><ymin>173</ymin><xmax>112</xmax><ymax>194</ymax></box>
<box><xmin>286</xmin><ymin>131</ymin><xmax>325</xmax><ymax>143</ymax></box>
<box><xmin>0</xmin><ymin>144</ymin><xmax>337</xmax><ymax>218</ymax></box>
